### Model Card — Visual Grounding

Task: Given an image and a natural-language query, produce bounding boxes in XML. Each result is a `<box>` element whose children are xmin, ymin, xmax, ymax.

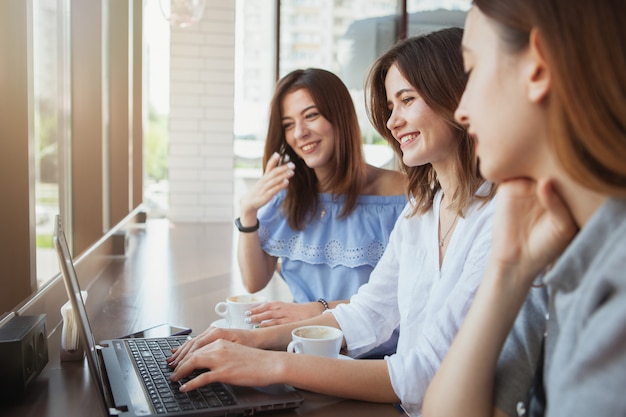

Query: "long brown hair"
<box><xmin>366</xmin><ymin>27</ymin><xmax>493</xmax><ymax>216</ymax></box>
<box><xmin>473</xmin><ymin>0</ymin><xmax>626</xmax><ymax>194</ymax></box>
<box><xmin>263</xmin><ymin>68</ymin><xmax>367</xmax><ymax>230</ymax></box>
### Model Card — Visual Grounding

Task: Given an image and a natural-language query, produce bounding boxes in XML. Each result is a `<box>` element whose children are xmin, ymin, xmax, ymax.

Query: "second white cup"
<box><xmin>286</xmin><ymin>325</ymin><xmax>343</xmax><ymax>358</ymax></box>
<box><xmin>214</xmin><ymin>294</ymin><xmax>266</xmax><ymax>329</ymax></box>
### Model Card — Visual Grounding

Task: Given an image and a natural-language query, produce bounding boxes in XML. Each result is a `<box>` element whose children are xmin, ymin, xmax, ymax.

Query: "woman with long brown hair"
<box><xmin>424</xmin><ymin>1</ymin><xmax>626</xmax><ymax>416</ymax></box>
<box><xmin>236</xmin><ymin>69</ymin><xmax>405</xmax><ymax>354</ymax></box>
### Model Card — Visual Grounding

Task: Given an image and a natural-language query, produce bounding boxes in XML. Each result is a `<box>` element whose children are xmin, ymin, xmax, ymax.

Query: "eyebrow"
<box><xmin>393</xmin><ymin>88</ymin><xmax>414</xmax><ymax>98</ymax></box>
<box><xmin>387</xmin><ymin>87</ymin><xmax>416</xmax><ymax>106</ymax></box>
<box><xmin>281</xmin><ymin>104</ymin><xmax>317</xmax><ymax>121</ymax></box>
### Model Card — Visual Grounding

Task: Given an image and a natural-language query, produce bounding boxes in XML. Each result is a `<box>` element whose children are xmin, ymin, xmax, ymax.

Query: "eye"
<box><xmin>304</xmin><ymin>111</ymin><xmax>319</xmax><ymax>121</ymax></box>
<box><xmin>282</xmin><ymin>121</ymin><xmax>294</xmax><ymax>131</ymax></box>
<box><xmin>401</xmin><ymin>96</ymin><xmax>414</xmax><ymax>105</ymax></box>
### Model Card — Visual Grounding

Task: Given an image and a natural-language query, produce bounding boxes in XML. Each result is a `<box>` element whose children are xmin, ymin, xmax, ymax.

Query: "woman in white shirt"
<box><xmin>167</xmin><ymin>27</ymin><xmax>542</xmax><ymax>416</ymax></box>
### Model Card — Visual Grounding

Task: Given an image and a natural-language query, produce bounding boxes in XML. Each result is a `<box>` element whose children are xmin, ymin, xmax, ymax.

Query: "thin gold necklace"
<box><xmin>439</xmin><ymin>196</ymin><xmax>459</xmax><ymax>247</ymax></box>
<box><xmin>439</xmin><ymin>214</ymin><xmax>459</xmax><ymax>247</ymax></box>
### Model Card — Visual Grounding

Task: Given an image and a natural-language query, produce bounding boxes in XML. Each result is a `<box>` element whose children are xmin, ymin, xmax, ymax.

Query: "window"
<box><xmin>407</xmin><ymin>0</ymin><xmax>468</xmax><ymax>37</ymax></box>
<box><xmin>33</xmin><ymin>0</ymin><xmax>71</xmax><ymax>289</ymax></box>
<box><xmin>233</xmin><ymin>0</ymin><xmax>466</xmax><ymax>178</ymax></box>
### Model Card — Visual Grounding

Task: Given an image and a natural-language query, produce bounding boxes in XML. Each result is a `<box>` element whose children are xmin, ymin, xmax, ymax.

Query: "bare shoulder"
<box><xmin>363</xmin><ymin>165</ymin><xmax>406</xmax><ymax>196</ymax></box>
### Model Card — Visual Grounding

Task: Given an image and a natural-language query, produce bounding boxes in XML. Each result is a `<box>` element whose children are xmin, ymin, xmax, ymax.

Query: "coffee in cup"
<box><xmin>214</xmin><ymin>294</ymin><xmax>266</xmax><ymax>329</ymax></box>
<box><xmin>286</xmin><ymin>325</ymin><xmax>343</xmax><ymax>358</ymax></box>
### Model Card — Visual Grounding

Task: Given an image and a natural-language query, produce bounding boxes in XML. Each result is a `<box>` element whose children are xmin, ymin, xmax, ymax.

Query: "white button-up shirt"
<box><xmin>332</xmin><ymin>185</ymin><xmax>495</xmax><ymax>416</ymax></box>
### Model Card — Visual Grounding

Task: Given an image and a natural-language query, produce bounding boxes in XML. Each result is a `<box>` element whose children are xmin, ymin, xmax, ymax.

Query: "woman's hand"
<box><xmin>170</xmin><ymin>340</ymin><xmax>284</xmax><ymax>392</ymax></box>
<box><xmin>247</xmin><ymin>301</ymin><xmax>326</xmax><ymax>327</ymax></box>
<box><xmin>240</xmin><ymin>152</ymin><xmax>295</xmax><ymax>217</ymax></box>
<box><xmin>166</xmin><ymin>326</ymin><xmax>256</xmax><ymax>368</ymax></box>
<box><xmin>490</xmin><ymin>178</ymin><xmax>578</xmax><ymax>285</ymax></box>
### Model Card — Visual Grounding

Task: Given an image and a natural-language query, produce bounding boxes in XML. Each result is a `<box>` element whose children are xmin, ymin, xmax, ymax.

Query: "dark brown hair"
<box><xmin>262</xmin><ymin>68</ymin><xmax>367</xmax><ymax>230</ymax></box>
<box><xmin>473</xmin><ymin>0</ymin><xmax>626</xmax><ymax>194</ymax></box>
<box><xmin>366</xmin><ymin>27</ymin><xmax>493</xmax><ymax>216</ymax></box>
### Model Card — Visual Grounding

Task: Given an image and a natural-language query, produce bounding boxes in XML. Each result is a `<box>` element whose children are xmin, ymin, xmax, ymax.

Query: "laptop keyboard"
<box><xmin>127</xmin><ymin>338</ymin><xmax>237</xmax><ymax>414</ymax></box>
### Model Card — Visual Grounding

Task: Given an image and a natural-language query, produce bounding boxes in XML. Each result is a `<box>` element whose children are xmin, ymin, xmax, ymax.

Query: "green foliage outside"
<box><xmin>37</xmin><ymin>233</ymin><xmax>54</xmax><ymax>249</ymax></box>
<box><xmin>145</xmin><ymin>107</ymin><xmax>169</xmax><ymax>181</ymax></box>
<box><xmin>363</xmin><ymin>129</ymin><xmax>386</xmax><ymax>145</ymax></box>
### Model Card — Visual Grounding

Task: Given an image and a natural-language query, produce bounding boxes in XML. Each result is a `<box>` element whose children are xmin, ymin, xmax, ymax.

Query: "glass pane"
<box><xmin>407</xmin><ymin>0</ymin><xmax>468</xmax><ymax>36</ymax></box>
<box><xmin>278</xmin><ymin>0</ymin><xmax>399</xmax><ymax>157</ymax></box>
<box><xmin>144</xmin><ymin>1</ymin><xmax>171</xmax><ymax>218</ymax></box>
<box><xmin>33</xmin><ymin>0</ymin><xmax>68</xmax><ymax>288</ymax></box>
<box><xmin>234</xmin><ymin>0</ymin><xmax>277</xmax><ymax>159</ymax></box>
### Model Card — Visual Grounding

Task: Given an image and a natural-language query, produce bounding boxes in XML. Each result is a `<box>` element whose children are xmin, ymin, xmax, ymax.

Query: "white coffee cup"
<box><xmin>286</xmin><ymin>325</ymin><xmax>343</xmax><ymax>358</ymax></box>
<box><xmin>214</xmin><ymin>294</ymin><xmax>266</xmax><ymax>329</ymax></box>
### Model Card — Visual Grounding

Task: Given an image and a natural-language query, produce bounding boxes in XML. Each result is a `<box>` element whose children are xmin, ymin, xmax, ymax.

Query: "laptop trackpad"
<box><xmin>231</xmin><ymin>384</ymin><xmax>304</xmax><ymax>411</ymax></box>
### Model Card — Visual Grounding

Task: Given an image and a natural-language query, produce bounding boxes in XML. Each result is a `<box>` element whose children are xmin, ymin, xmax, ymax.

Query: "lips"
<box><xmin>300</xmin><ymin>141</ymin><xmax>320</xmax><ymax>153</ymax></box>
<box><xmin>398</xmin><ymin>133</ymin><xmax>419</xmax><ymax>148</ymax></box>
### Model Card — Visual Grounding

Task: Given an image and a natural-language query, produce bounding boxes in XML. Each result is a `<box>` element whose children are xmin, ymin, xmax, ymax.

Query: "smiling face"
<box><xmin>455</xmin><ymin>7</ymin><xmax>550</xmax><ymax>182</ymax></box>
<box><xmin>384</xmin><ymin>64</ymin><xmax>457</xmax><ymax>170</ymax></box>
<box><xmin>281</xmin><ymin>88</ymin><xmax>335</xmax><ymax>179</ymax></box>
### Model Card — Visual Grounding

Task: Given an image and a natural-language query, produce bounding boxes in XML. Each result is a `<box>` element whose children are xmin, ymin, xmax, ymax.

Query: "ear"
<box><xmin>527</xmin><ymin>28</ymin><xmax>551</xmax><ymax>103</ymax></box>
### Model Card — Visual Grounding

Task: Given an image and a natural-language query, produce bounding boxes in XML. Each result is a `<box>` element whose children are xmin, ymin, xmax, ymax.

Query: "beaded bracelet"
<box><xmin>317</xmin><ymin>298</ymin><xmax>330</xmax><ymax>310</ymax></box>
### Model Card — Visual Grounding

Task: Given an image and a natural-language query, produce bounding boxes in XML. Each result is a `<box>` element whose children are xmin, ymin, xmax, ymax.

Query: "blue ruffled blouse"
<box><xmin>257</xmin><ymin>189</ymin><xmax>407</xmax><ymax>304</ymax></box>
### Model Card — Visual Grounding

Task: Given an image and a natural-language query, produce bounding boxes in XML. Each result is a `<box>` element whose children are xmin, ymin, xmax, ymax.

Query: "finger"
<box><xmin>167</xmin><ymin>339</ymin><xmax>192</xmax><ymax>365</ymax></box>
<box><xmin>167</xmin><ymin>338</ymin><xmax>190</xmax><ymax>363</ymax></box>
<box><xmin>247</xmin><ymin>307</ymin><xmax>288</xmax><ymax>324</ymax></box>
<box><xmin>248</xmin><ymin>302</ymin><xmax>275</xmax><ymax>315</ymax></box>
<box><xmin>171</xmin><ymin>343</ymin><xmax>214</xmax><ymax>380</ymax></box>
<box><xmin>267</xmin><ymin>164</ymin><xmax>295</xmax><ymax>185</ymax></box>
<box><xmin>169</xmin><ymin>333</ymin><xmax>208</xmax><ymax>366</ymax></box>
<box><xmin>249</xmin><ymin>301</ymin><xmax>289</xmax><ymax>313</ymax></box>
<box><xmin>180</xmin><ymin>370</ymin><xmax>217</xmax><ymax>392</ymax></box>
<box><xmin>536</xmin><ymin>179</ymin><xmax>578</xmax><ymax>239</ymax></box>
<box><xmin>170</xmin><ymin>358</ymin><xmax>197</xmax><ymax>386</ymax></box>
<box><xmin>169</xmin><ymin>354</ymin><xmax>194</xmax><ymax>382</ymax></box>
<box><xmin>265</xmin><ymin>152</ymin><xmax>282</xmax><ymax>171</ymax></box>
<box><xmin>255</xmin><ymin>319</ymin><xmax>283</xmax><ymax>328</ymax></box>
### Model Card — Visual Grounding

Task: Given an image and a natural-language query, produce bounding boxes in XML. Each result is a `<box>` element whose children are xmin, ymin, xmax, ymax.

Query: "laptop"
<box><xmin>54</xmin><ymin>215</ymin><xmax>304</xmax><ymax>416</ymax></box>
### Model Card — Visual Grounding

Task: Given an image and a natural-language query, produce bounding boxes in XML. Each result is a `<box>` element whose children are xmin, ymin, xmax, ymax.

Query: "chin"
<box><xmin>477</xmin><ymin>161</ymin><xmax>504</xmax><ymax>183</ymax></box>
<box><xmin>402</xmin><ymin>154</ymin><xmax>427</xmax><ymax>168</ymax></box>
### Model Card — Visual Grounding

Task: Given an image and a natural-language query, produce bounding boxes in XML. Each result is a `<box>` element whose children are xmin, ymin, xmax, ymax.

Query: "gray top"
<box><xmin>495</xmin><ymin>285</ymin><xmax>548</xmax><ymax>417</ymax></box>
<box><xmin>543</xmin><ymin>197</ymin><xmax>626</xmax><ymax>416</ymax></box>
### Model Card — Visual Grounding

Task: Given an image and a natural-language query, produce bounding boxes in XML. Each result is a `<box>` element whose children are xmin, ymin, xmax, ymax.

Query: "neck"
<box><xmin>435</xmin><ymin>168</ymin><xmax>459</xmax><ymax>210</ymax></box>
<box><xmin>314</xmin><ymin>166</ymin><xmax>333</xmax><ymax>193</ymax></box>
<box><xmin>554</xmin><ymin>177</ymin><xmax>607</xmax><ymax>228</ymax></box>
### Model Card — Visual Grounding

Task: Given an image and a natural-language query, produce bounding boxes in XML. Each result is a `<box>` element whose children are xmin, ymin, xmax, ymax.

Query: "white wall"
<box><xmin>168</xmin><ymin>1</ymin><xmax>235</xmax><ymax>222</ymax></box>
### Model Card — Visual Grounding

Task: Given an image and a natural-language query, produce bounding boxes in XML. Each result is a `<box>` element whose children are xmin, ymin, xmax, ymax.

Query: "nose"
<box><xmin>454</xmin><ymin>95</ymin><xmax>469</xmax><ymax>126</ymax></box>
<box><xmin>293</xmin><ymin>120</ymin><xmax>309</xmax><ymax>140</ymax></box>
<box><xmin>386</xmin><ymin>108</ymin><xmax>403</xmax><ymax>133</ymax></box>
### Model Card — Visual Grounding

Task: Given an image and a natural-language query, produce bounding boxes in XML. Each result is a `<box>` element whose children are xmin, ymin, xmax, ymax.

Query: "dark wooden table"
<box><xmin>0</xmin><ymin>219</ymin><xmax>403</xmax><ymax>417</ymax></box>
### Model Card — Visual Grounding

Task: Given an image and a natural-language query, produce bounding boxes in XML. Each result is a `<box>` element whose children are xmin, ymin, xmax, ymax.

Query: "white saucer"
<box><xmin>209</xmin><ymin>319</ymin><xmax>271</xmax><ymax>329</ymax></box>
<box><xmin>210</xmin><ymin>318</ymin><xmax>229</xmax><ymax>328</ymax></box>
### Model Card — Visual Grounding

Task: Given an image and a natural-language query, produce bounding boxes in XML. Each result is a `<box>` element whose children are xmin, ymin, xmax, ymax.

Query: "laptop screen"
<box><xmin>54</xmin><ymin>215</ymin><xmax>113</xmax><ymax>411</ymax></box>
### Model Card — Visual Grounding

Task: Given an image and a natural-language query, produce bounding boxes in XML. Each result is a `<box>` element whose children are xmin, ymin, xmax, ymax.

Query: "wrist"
<box><xmin>316</xmin><ymin>298</ymin><xmax>330</xmax><ymax>313</ymax></box>
<box><xmin>486</xmin><ymin>260</ymin><xmax>537</xmax><ymax>292</ymax></box>
<box><xmin>235</xmin><ymin>217</ymin><xmax>259</xmax><ymax>233</ymax></box>
<box><xmin>274</xmin><ymin>350</ymin><xmax>293</xmax><ymax>384</ymax></box>
<box><xmin>240</xmin><ymin>205</ymin><xmax>258</xmax><ymax>220</ymax></box>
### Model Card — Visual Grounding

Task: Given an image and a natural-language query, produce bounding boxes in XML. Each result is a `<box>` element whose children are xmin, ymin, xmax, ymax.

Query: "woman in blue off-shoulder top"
<box><xmin>235</xmin><ymin>68</ymin><xmax>407</xmax><ymax>336</ymax></box>
<box><xmin>256</xmin><ymin>189</ymin><xmax>405</xmax><ymax>305</ymax></box>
